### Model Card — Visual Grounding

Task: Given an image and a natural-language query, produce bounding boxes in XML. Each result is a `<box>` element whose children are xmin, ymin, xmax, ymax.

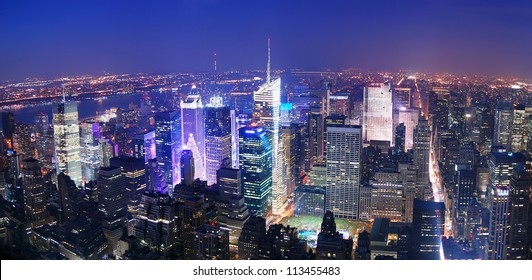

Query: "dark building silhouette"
<box><xmin>410</xmin><ymin>199</ymin><xmax>445</xmax><ymax>260</ymax></box>
<box><xmin>315</xmin><ymin>211</ymin><xmax>353</xmax><ymax>260</ymax></box>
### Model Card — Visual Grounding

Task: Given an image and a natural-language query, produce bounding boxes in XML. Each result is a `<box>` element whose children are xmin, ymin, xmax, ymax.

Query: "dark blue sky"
<box><xmin>1</xmin><ymin>0</ymin><xmax>531</xmax><ymax>80</ymax></box>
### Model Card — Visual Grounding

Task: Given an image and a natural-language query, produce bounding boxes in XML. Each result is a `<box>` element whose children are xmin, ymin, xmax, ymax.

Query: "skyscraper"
<box><xmin>363</xmin><ymin>83</ymin><xmax>393</xmax><ymax>144</ymax></box>
<box><xmin>507</xmin><ymin>163</ymin><xmax>531</xmax><ymax>260</ymax></box>
<box><xmin>252</xmin><ymin>40</ymin><xmax>285</xmax><ymax>216</ymax></box>
<box><xmin>154</xmin><ymin>110</ymin><xmax>181</xmax><ymax>189</ymax></box>
<box><xmin>398</xmin><ymin>107</ymin><xmax>419</xmax><ymax>150</ymax></box>
<box><xmin>21</xmin><ymin>158</ymin><xmax>47</xmax><ymax>227</ymax></box>
<box><xmin>325</xmin><ymin>125</ymin><xmax>362</xmax><ymax>219</ymax></box>
<box><xmin>109</xmin><ymin>156</ymin><xmax>146</xmax><ymax>234</ymax></box>
<box><xmin>204</xmin><ymin>96</ymin><xmax>232</xmax><ymax>185</ymax></box>
<box><xmin>181</xmin><ymin>87</ymin><xmax>206</xmax><ymax>180</ymax></box>
<box><xmin>485</xmin><ymin>185</ymin><xmax>510</xmax><ymax>260</ymax></box>
<box><xmin>80</xmin><ymin>122</ymin><xmax>101</xmax><ymax>184</ymax></box>
<box><xmin>410</xmin><ymin>199</ymin><xmax>445</xmax><ymax>260</ymax></box>
<box><xmin>216</xmin><ymin>166</ymin><xmax>250</xmax><ymax>251</ymax></box>
<box><xmin>238</xmin><ymin>216</ymin><xmax>266</xmax><ymax>260</ymax></box>
<box><xmin>413</xmin><ymin>116</ymin><xmax>431</xmax><ymax>200</ymax></box>
<box><xmin>193</xmin><ymin>223</ymin><xmax>230</xmax><ymax>260</ymax></box>
<box><xmin>53</xmin><ymin>101</ymin><xmax>82</xmax><ymax>187</ymax></box>
<box><xmin>97</xmin><ymin>166</ymin><xmax>127</xmax><ymax>257</ymax></box>
<box><xmin>493</xmin><ymin>101</ymin><xmax>513</xmax><ymax>150</ymax></box>
<box><xmin>238</xmin><ymin>125</ymin><xmax>272</xmax><ymax>217</ymax></box>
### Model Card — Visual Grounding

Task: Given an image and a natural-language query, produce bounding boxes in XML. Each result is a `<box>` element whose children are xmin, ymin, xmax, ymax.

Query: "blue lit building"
<box><xmin>204</xmin><ymin>96</ymin><xmax>232</xmax><ymax>185</ymax></box>
<box><xmin>238</xmin><ymin>125</ymin><xmax>272</xmax><ymax>217</ymax></box>
<box><xmin>154</xmin><ymin>111</ymin><xmax>181</xmax><ymax>189</ymax></box>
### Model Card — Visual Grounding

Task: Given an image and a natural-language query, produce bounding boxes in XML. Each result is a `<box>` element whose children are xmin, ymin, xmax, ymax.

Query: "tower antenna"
<box><xmin>266</xmin><ymin>38</ymin><xmax>271</xmax><ymax>83</ymax></box>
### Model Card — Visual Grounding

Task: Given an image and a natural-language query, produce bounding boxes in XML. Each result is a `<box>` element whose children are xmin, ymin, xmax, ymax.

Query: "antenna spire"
<box><xmin>266</xmin><ymin>38</ymin><xmax>271</xmax><ymax>83</ymax></box>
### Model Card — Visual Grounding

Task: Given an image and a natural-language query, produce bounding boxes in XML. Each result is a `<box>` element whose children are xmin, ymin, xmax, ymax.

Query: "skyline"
<box><xmin>1</xmin><ymin>0</ymin><xmax>532</xmax><ymax>80</ymax></box>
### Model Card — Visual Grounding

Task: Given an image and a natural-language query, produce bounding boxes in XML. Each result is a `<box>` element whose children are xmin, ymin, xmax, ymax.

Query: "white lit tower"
<box><xmin>181</xmin><ymin>86</ymin><xmax>206</xmax><ymax>180</ymax></box>
<box><xmin>252</xmin><ymin>39</ymin><xmax>286</xmax><ymax>216</ymax></box>
<box><xmin>53</xmin><ymin>93</ymin><xmax>82</xmax><ymax>188</ymax></box>
<box><xmin>362</xmin><ymin>82</ymin><xmax>393</xmax><ymax>145</ymax></box>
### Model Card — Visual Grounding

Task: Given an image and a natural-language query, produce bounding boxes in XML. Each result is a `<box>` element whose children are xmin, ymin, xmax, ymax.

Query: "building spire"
<box><xmin>266</xmin><ymin>38</ymin><xmax>271</xmax><ymax>83</ymax></box>
<box><xmin>62</xmin><ymin>85</ymin><xmax>66</xmax><ymax>103</ymax></box>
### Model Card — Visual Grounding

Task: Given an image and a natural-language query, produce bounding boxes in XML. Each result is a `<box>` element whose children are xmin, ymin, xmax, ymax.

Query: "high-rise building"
<box><xmin>57</xmin><ymin>173</ymin><xmax>81</xmax><ymax>222</ymax></box>
<box><xmin>363</xmin><ymin>83</ymin><xmax>393</xmax><ymax>144</ymax></box>
<box><xmin>410</xmin><ymin>199</ymin><xmax>445</xmax><ymax>260</ymax></box>
<box><xmin>154</xmin><ymin>110</ymin><xmax>181</xmax><ymax>188</ymax></box>
<box><xmin>204</xmin><ymin>96</ymin><xmax>232</xmax><ymax>185</ymax></box>
<box><xmin>325</xmin><ymin>125</ymin><xmax>362</xmax><ymax>219</ymax></box>
<box><xmin>131</xmin><ymin>130</ymin><xmax>156</xmax><ymax>163</ymax></box>
<box><xmin>370</xmin><ymin>172</ymin><xmax>405</xmax><ymax>222</ymax></box>
<box><xmin>21</xmin><ymin>158</ymin><xmax>47</xmax><ymax>227</ymax></box>
<box><xmin>109</xmin><ymin>156</ymin><xmax>146</xmax><ymax>234</ymax></box>
<box><xmin>97</xmin><ymin>166</ymin><xmax>127</xmax><ymax>257</ymax></box>
<box><xmin>395</xmin><ymin>123</ymin><xmax>406</xmax><ymax>154</ymax></box>
<box><xmin>398</xmin><ymin>108</ymin><xmax>419</xmax><ymax>150</ymax></box>
<box><xmin>133</xmin><ymin>191</ymin><xmax>177</xmax><ymax>255</ymax></box>
<box><xmin>493</xmin><ymin>101</ymin><xmax>513</xmax><ymax>151</ymax></box>
<box><xmin>413</xmin><ymin>117</ymin><xmax>431</xmax><ymax>200</ymax></box>
<box><xmin>238</xmin><ymin>216</ymin><xmax>266</xmax><ymax>260</ymax></box>
<box><xmin>485</xmin><ymin>185</ymin><xmax>510</xmax><ymax>260</ymax></box>
<box><xmin>80</xmin><ymin>122</ymin><xmax>101</xmax><ymax>184</ymax></box>
<box><xmin>507</xmin><ymin>163</ymin><xmax>531</xmax><ymax>260</ymax></box>
<box><xmin>316</xmin><ymin>211</ymin><xmax>353</xmax><ymax>260</ymax></box>
<box><xmin>193</xmin><ymin>223</ymin><xmax>230</xmax><ymax>260</ymax></box>
<box><xmin>181</xmin><ymin>89</ymin><xmax>206</xmax><ymax>180</ymax></box>
<box><xmin>34</xmin><ymin>113</ymin><xmax>49</xmax><ymax>162</ymax></box>
<box><xmin>216</xmin><ymin>166</ymin><xmax>250</xmax><ymax>251</ymax></box>
<box><xmin>238</xmin><ymin>125</ymin><xmax>272</xmax><ymax>217</ymax></box>
<box><xmin>53</xmin><ymin>101</ymin><xmax>82</xmax><ymax>187</ymax></box>
<box><xmin>145</xmin><ymin>158</ymin><xmax>168</xmax><ymax>195</ymax></box>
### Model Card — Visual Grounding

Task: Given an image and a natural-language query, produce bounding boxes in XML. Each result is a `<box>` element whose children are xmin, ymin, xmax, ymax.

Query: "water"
<box><xmin>8</xmin><ymin>93</ymin><xmax>143</xmax><ymax>124</ymax></box>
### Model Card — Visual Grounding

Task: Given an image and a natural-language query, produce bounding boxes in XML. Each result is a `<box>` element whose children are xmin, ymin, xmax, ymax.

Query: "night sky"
<box><xmin>1</xmin><ymin>0</ymin><xmax>531</xmax><ymax>80</ymax></box>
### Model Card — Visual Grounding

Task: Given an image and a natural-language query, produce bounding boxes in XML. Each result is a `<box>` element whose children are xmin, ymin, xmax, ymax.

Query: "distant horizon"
<box><xmin>1</xmin><ymin>0</ymin><xmax>531</xmax><ymax>81</ymax></box>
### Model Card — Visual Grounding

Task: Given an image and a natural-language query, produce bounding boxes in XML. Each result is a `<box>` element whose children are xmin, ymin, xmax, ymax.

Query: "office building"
<box><xmin>413</xmin><ymin>117</ymin><xmax>431</xmax><ymax>199</ymax></box>
<box><xmin>193</xmin><ymin>223</ymin><xmax>230</xmax><ymax>260</ymax></box>
<box><xmin>21</xmin><ymin>158</ymin><xmax>48</xmax><ymax>227</ymax></box>
<box><xmin>325</xmin><ymin>125</ymin><xmax>362</xmax><ymax>219</ymax></box>
<box><xmin>97</xmin><ymin>166</ymin><xmax>128</xmax><ymax>257</ymax></box>
<box><xmin>181</xmin><ymin>89</ymin><xmax>206</xmax><ymax>180</ymax></box>
<box><xmin>238</xmin><ymin>216</ymin><xmax>266</xmax><ymax>260</ymax></box>
<box><xmin>204</xmin><ymin>96</ymin><xmax>232</xmax><ymax>185</ymax></box>
<box><xmin>155</xmin><ymin>110</ymin><xmax>181</xmax><ymax>188</ymax></box>
<box><xmin>80</xmin><ymin>122</ymin><xmax>101</xmax><ymax>184</ymax></box>
<box><xmin>410</xmin><ymin>199</ymin><xmax>445</xmax><ymax>260</ymax></box>
<box><xmin>363</xmin><ymin>83</ymin><xmax>393</xmax><ymax>144</ymax></box>
<box><xmin>53</xmin><ymin>101</ymin><xmax>82</xmax><ymax>187</ymax></box>
<box><xmin>238</xmin><ymin>125</ymin><xmax>272</xmax><ymax>217</ymax></box>
<box><xmin>507</xmin><ymin>163</ymin><xmax>531</xmax><ymax>260</ymax></box>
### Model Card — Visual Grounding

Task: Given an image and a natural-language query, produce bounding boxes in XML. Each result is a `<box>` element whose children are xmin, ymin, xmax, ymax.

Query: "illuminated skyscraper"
<box><xmin>53</xmin><ymin>101</ymin><xmax>82</xmax><ymax>187</ymax></box>
<box><xmin>154</xmin><ymin>110</ymin><xmax>181</xmax><ymax>189</ymax></box>
<box><xmin>131</xmin><ymin>130</ymin><xmax>156</xmax><ymax>163</ymax></box>
<box><xmin>363</xmin><ymin>83</ymin><xmax>393</xmax><ymax>144</ymax></box>
<box><xmin>80</xmin><ymin>122</ymin><xmax>100</xmax><ymax>184</ymax></box>
<box><xmin>507</xmin><ymin>163</ymin><xmax>531</xmax><ymax>260</ymax></box>
<box><xmin>493</xmin><ymin>101</ymin><xmax>513</xmax><ymax>150</ymax></box>
<box><xmin>238</xmin><ymin>125</ymin><xmax>272</xmax><ymax>217</ymax></box>
<box><xmin>192</xmin><ymin>223</ymin><xmax>230</xmax><ymax>260</ymax></box>
<box><xmin>398</xmin><ymin>108</ymin><xmax>419</xmax><ymax>150</ymax></box>
<box><xmin>252</xmin><ymin>40</ymin><xmax>285</xmax><ymax>216</ymax></box>
<box><xmin>204</xmin><ymin>96</ymin><xmax>232</xmax><ymax>185</ymax></box>
<box><xmin>325</xmin><ymin>124</ymin><xmax>362</xmax><ymax>219</ymax></box>
<box><xmin>485</xmin><ymin>185</ymin><xmax>510</xmax><ymax>260</ymax></box>
<box><xmin>181</xmin><ymin>87</ymin><xmax>206</xmax><ymax>180</ymax></box>
<box><xmin>413</xmin><ymin>116</ymin><xmax>431</xmax><ymax>200</ymax></box>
